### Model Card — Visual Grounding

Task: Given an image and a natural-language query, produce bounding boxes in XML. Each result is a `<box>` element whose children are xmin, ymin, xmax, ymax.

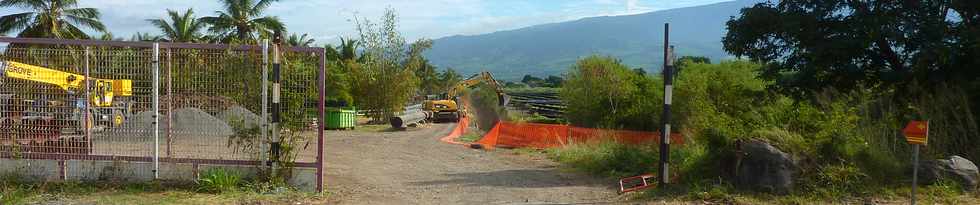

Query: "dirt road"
<box><xmin>323</xmin><ymin>123</ymin><xmax>622</xmax><ymax>205</ymax></box>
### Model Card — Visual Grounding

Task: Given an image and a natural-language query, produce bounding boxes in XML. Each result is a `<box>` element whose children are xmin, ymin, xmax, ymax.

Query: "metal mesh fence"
<box><xmin>0</xmin><ymin>38</ymin><xmax>324</xmax><ymax>189</ymax></box>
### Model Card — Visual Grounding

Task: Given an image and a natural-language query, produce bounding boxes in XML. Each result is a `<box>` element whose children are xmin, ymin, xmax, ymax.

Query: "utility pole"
<box><xmin>659</xmin><ymin>23</ymin><xmax>673</xmax><ymax>185</ymax></box>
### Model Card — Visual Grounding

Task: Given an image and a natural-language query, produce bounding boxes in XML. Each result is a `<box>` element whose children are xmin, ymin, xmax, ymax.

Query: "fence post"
<box><xmin>659</xmin><ymin>23</ymin><xmax>673</xmax><ymax>185</ymax></box>
<box><xmin>166</xmin><ymin>48</ymin><xmax>173</xmax><ymax>157</ymax></box>
<box><xmin>261</xmin><ymin>39</ymin><xmax>270</xmax><ymax>164</ymax></box>
<box><xmin>317</xmin><ymin>48</ymin><xmax>326</xmax><ymax>193</ymax></box>
<box><xmin>83</xmin><ymin>46</ymin><xmax>91</xmax><ymax>157</ymax></box>
<box><xmin>270</xmin><ymin>34</ymin><xmax>282</xmax><ymax>172</ymax></box>
<box><xmin>152</xmin><ymin>43</ymin><xmax>160</xmax><ymax>179</ymax></box>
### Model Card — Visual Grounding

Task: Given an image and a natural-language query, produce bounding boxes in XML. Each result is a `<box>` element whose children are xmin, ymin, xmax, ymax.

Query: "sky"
<box><xmin>0</xmin><ymin>0</ymin><xmax>732</xmax><ymax>44</ymax></box>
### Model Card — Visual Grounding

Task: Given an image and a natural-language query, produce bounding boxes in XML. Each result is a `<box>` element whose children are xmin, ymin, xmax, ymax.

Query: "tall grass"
<box><xmin>196</xmin><ymin>168</ymin><xmax>243</xmax><ymax>193</ymax></box>
<box><xmin>553</xmin><ymin>57</ymin><xmax>980</xmax><ymax>200</ymax></box>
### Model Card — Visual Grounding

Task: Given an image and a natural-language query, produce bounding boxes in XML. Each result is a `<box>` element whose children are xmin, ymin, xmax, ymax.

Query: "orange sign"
<box><xmin>903</xmin><ymin>121</ymin><xmax>929</xmax><ymax>145</ymax></box>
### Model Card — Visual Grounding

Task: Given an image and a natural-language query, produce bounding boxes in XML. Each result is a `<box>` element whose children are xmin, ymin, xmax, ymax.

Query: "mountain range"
<box><xmin>423</xmin><ymin>0</ymin><xmax>762</xmax><ymax>80</ymax></box>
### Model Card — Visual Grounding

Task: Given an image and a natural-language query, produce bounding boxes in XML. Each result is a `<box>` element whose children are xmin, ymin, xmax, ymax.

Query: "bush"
<box><xmin>553</xmin><ymin>56</ymin><xmax>979</xmax><ymax>200</ymax></box>
<box><xmin>546</xmin><ymin>140</ymin><xmax>657</xmax><ymax>178</ymax></box>
<box><xmin>196</xmin><ymin>168</ymin><xmax>243</xmax><ymax>193</ymax></box>
<box><xmin>561</xmin><ymin>55</ymin><xmax>662</xmax><ymax>131</ymax></box>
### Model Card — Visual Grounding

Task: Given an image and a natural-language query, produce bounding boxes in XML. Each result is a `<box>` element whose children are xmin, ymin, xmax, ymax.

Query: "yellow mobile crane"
<box><xmin>1</xmin><ymin>60</ymin><xmax>134</xmax><ymax>147</ymax></box>
<box><xmin>423</xmin><ymin>71</ymin><xmax>508</xmax><ymax>122</ymax></box>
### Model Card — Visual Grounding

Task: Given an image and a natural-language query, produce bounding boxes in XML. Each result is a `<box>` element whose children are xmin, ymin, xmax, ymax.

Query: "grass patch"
<box><xmin>458</xmin><ymin>132</ymin><xmax>483</xmax><ymax>143</ymax></box>
<box><xmin>544</xmin><ymin>140</ymin><xmax>657</xmax><ymax>178</ymax></box>
<box><xmin>0</xmin><ymin>171</ymin><xmax>324</xmax><ymax>205</ymax></box>
<box><xmin>195</xmin><ymin>168</ymin><xmax>242</xmax><ymax>193</ymax></box>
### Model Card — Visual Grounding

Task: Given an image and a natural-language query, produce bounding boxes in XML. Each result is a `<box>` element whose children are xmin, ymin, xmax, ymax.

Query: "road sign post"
<box><xmin>903</xmin><ymin>120</ymin><xmax>929</xmax><ymax>205</ymax></box>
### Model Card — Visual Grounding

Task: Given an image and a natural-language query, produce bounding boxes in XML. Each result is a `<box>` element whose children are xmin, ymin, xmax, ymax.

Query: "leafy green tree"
<box><xmin>723</xmin><ymin>0</ymin><xmax>980</xmax><ymax>97</ymax></box>
<box><xmin>200</xmin><ymin>0</ymin><xmax>284</xmax><ymax>43</ymax></box>
<box><xmin>562</xmin><ymin>55</ymin><xmax>662</xmax><ymax>130</ymax></box>
<box><xmin>146</xmin><ymin>8</ymin><xmax>207</xmax><ymax>43</ymax></box>
<box><xmin>351</xmin><ymin>8</ymin><xmax>430</xmax><ymax>121</ymax></box>
<box><xmin>0</xmin><ymin>0</ymin><xmax>106</xmax><ymax>38</ymax></box>
<box><xmin>437</xmin><ymin>68</ymin><xmax>462</xmax><ymax>93</ymax></box>
<box><xmin>545</xmin><ymin>75</ymin><xmax>564</xmax><ymax>87</ymax></box>
<box><xmin>521</xmin><ymin>75</ymin><xmax>543</xmax><ymax>86</ymax></box>
<box><xmin>675</xmin><ymin>56</ymin><xmax>710</xmax><ymax>69</ymax></box>
<box><xmin>286</xmin><ymin>33</ymin><xmax>314</xmax><ymax>47</ymax></box>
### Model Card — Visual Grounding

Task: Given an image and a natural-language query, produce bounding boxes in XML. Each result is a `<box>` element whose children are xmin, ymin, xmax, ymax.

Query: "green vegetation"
<box><xmin>199</xmin><ymin>0</ymin><xmax>284</xmax><ymax>44</ymax></box>
<box><xmin>1</xmin><ymin>172</ymin><xmax>321</xmax><ymax>205</ymax></box>
<box><xmin>145</xmin><ymin>8</ymin><xmax>207</xmax><ymax>43</ymax></box>
<box><xmin>561</xmin><ymin>55</ymin><xmax>662</xmax><ymax>130</ymax></box>
<box><xmin>555</xmin><ymin>53</ymin><xmax>980</xmax><ymax>201</ymax></box>
<box><xmin>458</xmin><ymin>132</ymin><xmax>483</xmax><ymax>143</ymax></box>
<box><xmin>195</xmin><ymin>168</ymin><xmax>243</xmax><ymax>193</ymax></box>
<box><xmin>0</xmin><ymin>0</ymin><xmax>107</xmax><ymax>39</ymax></box>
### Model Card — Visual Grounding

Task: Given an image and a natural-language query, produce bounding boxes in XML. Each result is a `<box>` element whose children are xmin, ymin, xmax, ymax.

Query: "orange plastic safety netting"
<box><xmin>476</xmin><ymin>121</ymin><xmax>683</xmax><ymax>150</ymax></box>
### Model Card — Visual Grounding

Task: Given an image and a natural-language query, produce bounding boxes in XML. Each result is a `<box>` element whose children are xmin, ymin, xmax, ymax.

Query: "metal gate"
<box><xmin>0</xmin><ymin>37</ymin><xmax>325</xmax><ymax>192</ymax></box>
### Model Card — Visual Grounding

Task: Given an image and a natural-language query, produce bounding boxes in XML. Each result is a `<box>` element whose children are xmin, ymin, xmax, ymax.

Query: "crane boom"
<box><xmin>0</xmin><ymin>60</ymin><xmax>133</xmax><ymax>107</ymax></box>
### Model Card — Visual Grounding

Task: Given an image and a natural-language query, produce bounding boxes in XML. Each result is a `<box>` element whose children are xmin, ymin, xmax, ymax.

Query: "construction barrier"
<box><xmin>439</xmin><ymin>116</ymin><xmax>469</xmax><ymax>146</ymax></box>
<box><xmin>476</xmin><ymin>121</ymin><xmax>683</xmax><ymax>150</ymax></box>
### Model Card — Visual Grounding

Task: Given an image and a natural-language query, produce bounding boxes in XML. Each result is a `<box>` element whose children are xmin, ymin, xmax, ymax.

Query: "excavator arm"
<box><xmin>447</xmin><ymin>71</ymin><xmax>507</xmax><ymax>105</ymax></box>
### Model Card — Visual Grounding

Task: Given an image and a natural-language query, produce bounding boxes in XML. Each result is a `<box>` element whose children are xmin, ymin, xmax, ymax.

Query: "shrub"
<box><xmin>196</xmin><ymin>168</ymin><xmax>243</xmax><ymax>193</ymax></box>
<box><xmin>546</xmin><ymin>140</ymin><xmax>657</xmax><ymax>178</ymax></box>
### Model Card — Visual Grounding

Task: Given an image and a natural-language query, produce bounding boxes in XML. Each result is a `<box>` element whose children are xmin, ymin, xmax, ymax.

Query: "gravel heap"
<box><xmin>217</xmin><ymin>106</ymin><xmax>262</xmax><ymax>130</ymax></box>
<box><xmin>107</xmin><ymin>107</ymin><xmax>234</xmax><ymax>138</ymax></box>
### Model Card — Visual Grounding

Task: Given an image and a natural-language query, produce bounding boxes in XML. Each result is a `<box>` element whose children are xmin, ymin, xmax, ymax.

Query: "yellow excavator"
<box><xmin>423</xmin><ymin>71</ymin><xmax>507</xmax><ymax>122</ymax></box>
<box><xmin>1</xmin><ymin>60</ymin><xmax>134</xmax><ymax>149</ymax></box>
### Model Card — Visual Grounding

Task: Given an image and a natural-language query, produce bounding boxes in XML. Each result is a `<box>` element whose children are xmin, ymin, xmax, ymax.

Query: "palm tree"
<box><xmin>286</xmin><ymin>33</ymin><xmax>314</xmax><ymax>47</ymax></box>
<box><xmin>146</xmin><ymin>8</ymin><xmax>206</xmax><ymax>43</ymax></box>
<box><xmin>0</xmin><ymin>0</ymin><xmax>107</xmax><ymax>39</ymax></box>
<box><xmin>200</xmin><ymin>0</ymin><xmax>284</xmax><ymax>43</ymax></box>
<box><xmin>130</xmin><ymin>32</ymin><xmax>162</xmax><ymax>42</ymax></box>
<box><xmin>338</xmin><ymin>37</ymin><xmax>358</xmax><ymax>61</ymax></box>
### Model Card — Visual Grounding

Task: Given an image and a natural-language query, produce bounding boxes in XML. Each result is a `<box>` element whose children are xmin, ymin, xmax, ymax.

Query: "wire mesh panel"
<box><xmin>87</xmin><ymin>46</ymin><xmax>156</xmax><ymax>159</ymax></box>
<box><xmin>278</xmin><ymin>49</ymin><xmax>323</xmax><ymax>165</ymax></box>
<box><xmin>0</xmin><ymin>38</ymin><xmax>325</xmax><ymax>191</ymax></box>
<box><xmin>0</xmin><ymin>45</ymin><xmax>93</xmax><ymax>155</ymax></box>
<box><xmin>161</xmin><ymin>47</ymin><xmax>266</xmax><ymax>161</ymax></box>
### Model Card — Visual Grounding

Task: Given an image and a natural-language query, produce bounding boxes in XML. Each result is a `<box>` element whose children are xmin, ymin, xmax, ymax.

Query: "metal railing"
<box><xmin>0</xmin><ymin>37</ymin><xmax>325</xmax><ymax>192</ymax></box>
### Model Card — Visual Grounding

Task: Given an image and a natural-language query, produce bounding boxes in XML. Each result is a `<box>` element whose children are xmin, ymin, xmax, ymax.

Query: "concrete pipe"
<box><xmin>390</xmin><ymin>111</ymin><xmax>428</xmax><ymax>128</ymax></box>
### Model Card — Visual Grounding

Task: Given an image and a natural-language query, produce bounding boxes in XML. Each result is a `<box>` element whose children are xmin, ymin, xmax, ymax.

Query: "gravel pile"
<box><xmin>107</xmin><ymin>107</ymin><xmax>234</xmax><ymax>139</ymax></box>
<box><xmin>217</xmin><ymin>106</ymin><xmax>262</xmax><ymax>130</ymax></box>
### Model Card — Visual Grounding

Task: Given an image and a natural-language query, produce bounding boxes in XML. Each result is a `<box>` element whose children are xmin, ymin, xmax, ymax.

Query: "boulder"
<box><xmin>735</xmin><ymin>140</ymin><xmax>797</xmax><ymax>195</ymax></box>
<box><xmin>919</xmin><ymin>155</ymin><xmax>979</xmax><ymax>191</ymax></box>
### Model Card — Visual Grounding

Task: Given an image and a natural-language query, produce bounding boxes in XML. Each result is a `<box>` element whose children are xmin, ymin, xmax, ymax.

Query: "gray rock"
<box><xmin>735</xmin><ymin>140</ymin><xmax>797</xmax><ymax>195</ymax></box>
<box><xmin>919</xmin><ymin>155</ymin><xmax>979</xmax><ymax>191</ymax></box>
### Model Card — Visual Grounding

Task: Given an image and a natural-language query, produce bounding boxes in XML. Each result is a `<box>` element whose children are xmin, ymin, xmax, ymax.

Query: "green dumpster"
<box><xmin>325</xmin><ymin>107</ymin><xmax>357</xmax><ymax>130</ymax></box>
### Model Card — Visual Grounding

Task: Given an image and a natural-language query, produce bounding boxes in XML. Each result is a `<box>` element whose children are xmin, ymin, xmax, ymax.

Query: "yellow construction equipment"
<box><xmin>1</xmin><ymin>60</ymin><xmax>134</xmax><ymax>150</ymax></box>
<box><xmin>423</xmin><ymin>71</ymin><xmax>507</xmax><ymax>122</ymax></box>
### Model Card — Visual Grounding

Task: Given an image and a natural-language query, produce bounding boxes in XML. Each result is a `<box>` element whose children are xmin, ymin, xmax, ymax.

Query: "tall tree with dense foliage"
<box><xmin>200</xmin><ymin>0</ymin><xmax>284</xmax><ymax>43</ymax></box>
<box><xmin>561</xmin><ymin>55</ymin><xmax>662</xmax><ymax>130</ymax></box>
<box><xmin>0</xmin><ymin>0</ymin><xmax>106</xmax><ymax>38</ymax></box>
<box><xmin>723</xmin><ymin>1</ymin><xmax>979</xmax><ymax>97</ymax></box>
<box><xmin>146</xmin><ymin>8</ymin><xmax>206</xmax><ymax>43</ymax></box>
<box><xmin>352</xmin><ymin>8</ymin><xmax>431</xmax><ymax>122</ymax></box>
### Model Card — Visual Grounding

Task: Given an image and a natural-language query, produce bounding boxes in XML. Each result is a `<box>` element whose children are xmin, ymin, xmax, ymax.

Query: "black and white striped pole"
<box><xmin>270</xmin><ymin>32</ymin><xmax>283</xmax><ymax>170</ymax></box>
<box><xmin>659</xmin><ymin>23</ymin><xmax>674</xmax><ymax>185</ymax></box>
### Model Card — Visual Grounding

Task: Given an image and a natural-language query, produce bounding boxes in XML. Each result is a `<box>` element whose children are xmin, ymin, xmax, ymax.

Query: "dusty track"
<box><xmin>323</xmin><ymin>123</ymin><xmax>621</xmax><ymax>205</ymax></box>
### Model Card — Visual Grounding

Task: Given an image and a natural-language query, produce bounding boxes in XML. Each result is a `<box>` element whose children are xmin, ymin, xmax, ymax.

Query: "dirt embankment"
<box><xmin>323</xmin><ymin>123</ymin><xmax>623</xmax><ymax>204</ymax></box>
